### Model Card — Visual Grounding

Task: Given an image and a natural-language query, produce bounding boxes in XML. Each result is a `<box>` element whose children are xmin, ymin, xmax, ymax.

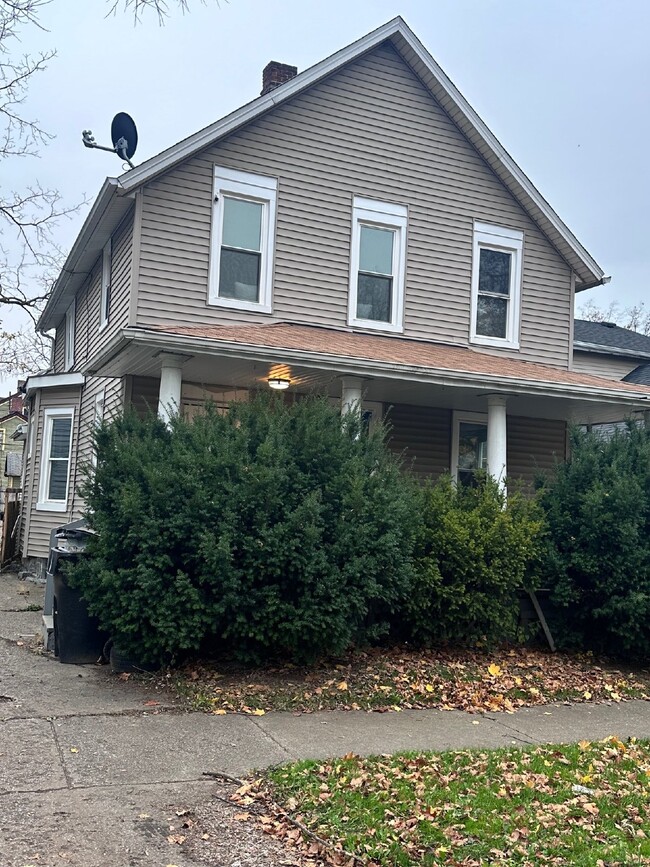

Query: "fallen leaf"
<box><xmin>166</xmin><ymin>835</ymin><xmax>186</xmax><ymax>844</ymax></box>
<box><xmin>234</xmin><ymin>812</ymin><xmax>251</xmax><ymax>821</ymax></box>
<box><xmin>143</xmin><ymin>700</ymin><xmax>160</xmax><ymax>707</ymax></box>
<box><xmin>213</xmin><ymin>708</ymin><xmax>227</xmax><ymax>715</ymax></box>
<box><xmin>251</xmin><ymin>708</ymin><xmax>266</xmax><ymax>716</ymax></box>
<box><xmin>69</xmin><ymin>748</ymin><xmax>78</xmax><ymax>753</ymax></box>
<box><xmin>337</xmin><ymin>681</ymin><xmax>348</xmax><ymax>691</ymax></box>
<box><xmin>488</xmin><ymin>663</ymin><xmax>502</xmax><ymax>677</ymax></box>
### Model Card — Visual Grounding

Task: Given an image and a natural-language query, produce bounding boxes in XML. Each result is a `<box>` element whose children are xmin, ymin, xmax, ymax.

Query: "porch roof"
<box><xmin>144</xmin><ymin>322</ymin><xmax>650</xmax><ymax>403</ymax></box>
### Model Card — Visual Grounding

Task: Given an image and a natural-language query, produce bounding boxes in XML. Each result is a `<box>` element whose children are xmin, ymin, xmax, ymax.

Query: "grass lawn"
<box><xmin>258</xmin><ymin>738</ymin><xmax>650</xmax><ymax>866</ymax></box>
<box><xmin>145</xmin><ymin>646</ymin><xmax>650</xmax><ymax>716</ymax></box>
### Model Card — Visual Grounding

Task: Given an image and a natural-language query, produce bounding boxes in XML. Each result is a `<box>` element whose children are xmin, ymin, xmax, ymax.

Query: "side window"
<box><xmin>100</xmin><ymin>239</ymin><xmax>112</xmax><ymax>329</ymax></box>
<box><xmin>348</xmin><ymin>197</ymin><xmax>407</xmax><ymax>333</ymax></box>
<box><xmin>64</xmin><ymin>302</ymin><xmax>75</xmax><ymax>371</ymax></box>
<box><xmin>209</xmin><ymin>167</ymin><xmax>277</xmax><ymax>313</ymax></box>
<box><xmin>470</xmin><ymin>222</ymin><xmax>523</xmax><ymax>349</ymax></box>
<box><xmin>91</xmin><ymin>389</ymin><xmax>105</xmax><ymax>467</ymax></box>
<box><xmin>37</xmin><ymin>408</ymin><xmax>74</xmax><ymax>510</ymax></box>
<box><xmin>451</xmin><ymin>412</ymin><xmax>488</xmax><ymax>486</ymax></box>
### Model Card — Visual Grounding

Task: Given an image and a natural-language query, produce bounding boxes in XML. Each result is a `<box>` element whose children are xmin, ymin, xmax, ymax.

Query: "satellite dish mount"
<box><xmin>82</xmin><ymin>112</ymin><xmax>138</xmax><ymax>169</ymax></box>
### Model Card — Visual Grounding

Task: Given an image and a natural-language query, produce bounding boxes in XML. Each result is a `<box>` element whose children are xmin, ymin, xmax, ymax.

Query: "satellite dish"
<box><xmin>111</xmin><ymin>113</ymin><xmax>138</xmax><ymax>161</ymax></box>
<box><xmin>82</xmin><ymin>112</ymin><xmax>139</xmax><ymax>169</ymax></box>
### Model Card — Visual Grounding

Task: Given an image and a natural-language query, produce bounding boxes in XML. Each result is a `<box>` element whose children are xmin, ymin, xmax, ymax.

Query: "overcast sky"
<box><xmin>4</xmin><ymin>0</ymin><xmax>649</xmax><ymax>392</ymax></box>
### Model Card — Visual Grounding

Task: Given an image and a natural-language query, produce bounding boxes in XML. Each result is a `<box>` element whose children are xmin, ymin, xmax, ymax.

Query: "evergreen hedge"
<box><xmin>536</xmin><ymin>423</ymin><xmax>650</xmax><ymax>659</ymax></box>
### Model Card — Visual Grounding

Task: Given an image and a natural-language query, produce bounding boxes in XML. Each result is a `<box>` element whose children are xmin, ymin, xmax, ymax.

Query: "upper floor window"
<box><xmin>209</xmin><ymin>167</ymin><xmax>277</xmax><ymax>313</ymax></box>
<box><xmin>37</xmin><ymin>407</ymin><xmax>74</xmax><ymax>511</ymax></box>
<box><xmin>470</xmin><ymin>222</ymin><xmax>523</xmax><ymax>350</ymax></box>
<box><xmin>64</xmin><ymin>301</ymin><xmax>75</xmax><ymax>371</ymax></box>
<box><xmin>99</xmin><ymin>239</ymin><xmax>112</xmax><ymax>330</ymax></box>
<box><xmin>348</xmin><ymin>197</ymin><xmax>407</xmax><ymax>333</ymax></box>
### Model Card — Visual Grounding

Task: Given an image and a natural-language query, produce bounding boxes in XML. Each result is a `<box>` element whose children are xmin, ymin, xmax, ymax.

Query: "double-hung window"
<box><xmin>451</xmin><ymin>412</ymin><xmax>488</xmax><ymax>487</ymax></box>
<box><xmin>37</xmin><ymin>408</ymin><xmax>74</xmax><ymax>511</ymax></box>
<box><xmin>209</xmin><ymin>167</ymin><xmax>277</xmax><ymax>312</ymax></box>
<box><xmin>64</xmin><ymin>301</ymin><xmax>75</xmax><ymax>370</ymax></box>
<box><xmin>348</xmin><ymin>197</ymin><xmax>407</xmax><ymax>333</ymax></box>
<box><xmin>99</xmin><ymin>239</ymin><xmax>112</xmax><ymax>330</ymax></box>
<box><xmin>470</xmin><ymin>222</ymin><xmax>523</xmax><ymax>349</ymax></box>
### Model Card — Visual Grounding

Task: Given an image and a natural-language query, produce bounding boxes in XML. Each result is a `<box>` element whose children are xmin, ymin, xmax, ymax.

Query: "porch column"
<box><xmin>487</xmin><ymin>394</ymin><xmax>508</xmax><ymax>493</ymax></box>
<box><xmin>157</xmin><ymin>353</ymin><xmax>186</xmax><ymax>424</ymax></box>
<box><xmin>340</xmin><ymin>376</ymin><xmax>364</xmax><ymax>416</ymax></box>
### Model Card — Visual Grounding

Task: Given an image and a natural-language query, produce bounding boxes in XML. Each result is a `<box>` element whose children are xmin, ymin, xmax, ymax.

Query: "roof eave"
<box><xmin>37</xmin><ymin>178</ymin><xmax>134</xmax><ymax>332</ymax></box>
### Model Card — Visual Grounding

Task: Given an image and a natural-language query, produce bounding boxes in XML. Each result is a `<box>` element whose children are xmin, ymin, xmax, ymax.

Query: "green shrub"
<box><xmin>402</xmin><ymin>475</ymin><xmax>545</xmax><ymax>645</ymax></box>
<box><xmin>537</xmin><ymin>424</ymin><xmax>650</xmax><ymax>659</ymax></box>
<box><xmin>67</xmin><ymin>394</ymin><xmax>421</xmax><ymax>665</ymax></box>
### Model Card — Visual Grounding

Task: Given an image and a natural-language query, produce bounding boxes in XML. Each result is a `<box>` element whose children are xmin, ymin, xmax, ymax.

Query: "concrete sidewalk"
<box><xmin>2</xmin><ymin>571</ymin><xmax>650</xmax><ymax>867</ymax></box>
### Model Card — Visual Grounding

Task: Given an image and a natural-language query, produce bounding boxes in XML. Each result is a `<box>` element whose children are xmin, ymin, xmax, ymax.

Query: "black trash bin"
<box><xmin>51</xmin><ymin>522</ymin><xmax>108</xmax><ymax>664</ymax></box>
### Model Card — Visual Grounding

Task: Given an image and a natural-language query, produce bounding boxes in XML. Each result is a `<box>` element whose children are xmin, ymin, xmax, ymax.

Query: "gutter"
<box><xmin>87</xmin><ymin>327</ymin><xmax>650</xmax><ymax>409</ymax></box>
<box><xmin>574</xmin><ymin>340</ymin><xmax>650</xmax><ymax>361</ymax></box>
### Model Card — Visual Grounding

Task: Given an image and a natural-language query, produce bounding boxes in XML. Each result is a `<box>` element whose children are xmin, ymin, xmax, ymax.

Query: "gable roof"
<box><xmin>38</xmin><ymin>17</ymin><xmax>604</xmax><ymax>332</ymax></box>
<box><xmin>623</xmin><ymin>364</ymin><xmax>650</xmax><ymax>385</ymax></box>
<box><xmin>574</xmin><ymin>319</ymin><xmax>650</xmax><ymax>358</ymax></box>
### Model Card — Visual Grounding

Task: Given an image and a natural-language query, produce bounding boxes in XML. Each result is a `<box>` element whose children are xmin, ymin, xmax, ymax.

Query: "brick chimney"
<box><xmin>261</xmin><ymin>61</ymin><xmax>298</xmax><ymax>96</ymax></box>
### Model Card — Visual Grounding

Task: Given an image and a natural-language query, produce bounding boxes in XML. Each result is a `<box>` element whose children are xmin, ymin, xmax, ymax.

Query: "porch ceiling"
<box><xmin>87</xmin><ymin>324</ymin><xmax>650</xmax><ymax>425</ymax></box>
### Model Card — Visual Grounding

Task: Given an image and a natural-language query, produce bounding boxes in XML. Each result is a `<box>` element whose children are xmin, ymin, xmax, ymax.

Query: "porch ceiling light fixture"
<box><xmin>268</xmin><ymin>375</ymin><xmax>290</xmax><ymax>390</ymax></box>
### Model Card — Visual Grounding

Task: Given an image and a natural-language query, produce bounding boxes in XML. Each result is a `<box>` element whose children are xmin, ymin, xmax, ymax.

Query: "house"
<box><xmin>0</xmin><ymin>390</ymin><xmax>27</xmax><ymax>496</ymax></box>
<box><xmin>573</xmin><ymin>319</ymin><xmax>650</xmax><ymax>385</ymax></box>
<box><xmin>19</xmin><ymin>17</ymin><xmax>650</xmax><ymax>568</ymax></box>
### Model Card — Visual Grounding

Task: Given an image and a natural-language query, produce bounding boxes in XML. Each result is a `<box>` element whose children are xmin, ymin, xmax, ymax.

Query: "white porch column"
<box><xmin>340</xmin><ymin>376</ymin><xmax>364</xmax><ymax>417</ymax></box>
<box><xmin>487</xmin><ymin>394</ymin><xmax>508</xmax><ymax>493</ymax></box>
<box><xmin>157</xmin><ymin>353</ymin><xmax>186</xmax><ymax>424</ymax></box>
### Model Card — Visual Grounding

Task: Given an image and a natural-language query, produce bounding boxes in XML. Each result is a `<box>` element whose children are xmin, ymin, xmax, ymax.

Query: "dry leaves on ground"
<box><xmin>147</xmin><ymin>646</ymin><xmax>650</xmax><ymax>716</ymax></box>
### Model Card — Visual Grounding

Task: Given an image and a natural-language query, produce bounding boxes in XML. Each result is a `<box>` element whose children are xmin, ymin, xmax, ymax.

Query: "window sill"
<box><xmin>209</xmin><ymin>296</ymin><xmax>272</xmax><ymax>314</ymax></box>
<box><xmin>348</xmin><ymin>317</ymin><xmax>404</xmax><ymax>334</ymax></box>
<box><xmin>98</xmin><ymin>319</ymin><xmax>109</xmax><ymax>332</ymax></box>
<box><xmin>36</xmin><ymin>501</ymin><xmax>68</xmax><ymax>512</ymax></box>
<box><xmin>470</xmin><ymin>334</ymin><xmax>520</xmax><ymax>351</ymax></box>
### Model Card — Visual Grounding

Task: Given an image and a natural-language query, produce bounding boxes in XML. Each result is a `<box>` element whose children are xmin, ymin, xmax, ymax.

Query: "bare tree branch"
<box><xmin>578</xmin><ymin>299</ymin><xmax>650</xmax><ymax>336</ymax></box>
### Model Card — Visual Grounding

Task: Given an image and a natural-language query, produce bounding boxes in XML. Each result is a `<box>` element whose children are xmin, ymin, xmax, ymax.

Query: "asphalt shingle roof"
<box><xmin>574</xmin><ymin>319</ymin><xmax>650</xmax><ymax>356</ymax></box>
<box><xmin>150</xmin><ymin>322</ymin><xmax>650</xmax><ymax>397</ymax></box>
<box><xmin>624</xmin><ymin>363</ymin><xmax>650</xmax><ymax>385</ymax></box>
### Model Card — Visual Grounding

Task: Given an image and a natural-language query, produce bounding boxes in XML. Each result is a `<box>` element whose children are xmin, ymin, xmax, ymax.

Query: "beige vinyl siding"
<box><xmin>71</xmin><ymin>375</ymin><xmax>124</xmax><ymax>518</ymax></box>
<box><xmin>572</xmin><ymin>350</ymin><xmax>640</xmax><ymax>381</ymax></box>
<box><xmin>22</xmin><ymin>386</ymin><xmax>81</xmax><ymax>560</ymax></box>
<box><xmin>386</xmin><ymin>404</ymin><xmax>452</xmax><ymax>478</ymax></box>
<box><xmin>137</xmin><ymin>42</ymin><xmax>572</xmax><ymax>368</ymax></box>
<box><xmin>51</xmin><ymin>210</ymin><xmax>134</xmax><ymax>373</ymax></box>
<box><xmin>53</xmin><ymin>328</ymin><xmax>65</xmax><ymax>373</ymax></box>
<box><xmin>507</xmin><ymin>416</ymin><xmax>566</xmax><ymax>486</ymax></box>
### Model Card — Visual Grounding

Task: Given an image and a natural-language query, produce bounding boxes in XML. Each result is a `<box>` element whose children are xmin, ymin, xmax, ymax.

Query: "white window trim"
<box><xmin>64</xmin><ymin>301</ymin><xmax>75</xmax><ymax>371</ymax></box>
<box><xmin>90</xmin><ymin>389</ymin><xmax>105</xmax><ymax>468</ymax></box>
<box><xmin>470</xmin><ymin>221</ymin><xmax>523</xmax><ymax>350</ymax></box>
<box><xmin>36</xmin><ymin>407</ymin><xmax>74</xmax><ymax>512</ymax></box>
<box><xmin>348</xmin><ymin>197</ymin><xmax>407</xmax><ymax>334</ymax></box>
<box><xmin>99</xmin><ymin>238</ymin><xmax>112</xmax><ymax>331</ymax></box>
<box><xmin>209</xmin><ymin>166</ymin><xmax>277</xmax><ymax>313</ymax></box>
<box><xmin>450</xmin><ymin>410</ymin><xmax>487</xmax><ymax>484</ymax></box>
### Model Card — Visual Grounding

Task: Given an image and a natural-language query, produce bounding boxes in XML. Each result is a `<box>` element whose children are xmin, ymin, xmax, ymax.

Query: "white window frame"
<box><xmin>37</xmin><ymin>407</ymin><xmax>74</xmax><ymax>512</ymax></box>
<box><xmin>99</xmin><ymin>239</ymin><xmax>112</xmax><ymax>331</ymax></box>
<box><xmin>450</xmin><ymin>411</ymin><xmax>488</xmax><ymax>484</ymax></box>
<box><xmin>90</xmin><ymin>389</ymin><xmax>105</xmax><ymax>468</ymax></box>
<box><xmin>209</xmin><ymin>166</ymin><xmax>277</xmax><ymax>313</ymax></box>
<box><xmin>64</xmin><ymin>301</ymin><xmax>75</xmax><ymax>371</ymax></box>
<box><xmin>470</xmin><ymin>222</ymin><xmax>523</xmax><ymax>350</ymax></box>
<box><xmin>348</xmin><ymin>197</ymin><xmax>407</xmax><ymax>333</ymax></box>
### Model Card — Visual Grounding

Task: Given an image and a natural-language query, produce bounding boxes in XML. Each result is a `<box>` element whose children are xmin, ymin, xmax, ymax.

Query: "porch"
<box><xmin>90</xmin><ymin>322</ymin><xmax>650</xmax><ymax>488</ymax></box>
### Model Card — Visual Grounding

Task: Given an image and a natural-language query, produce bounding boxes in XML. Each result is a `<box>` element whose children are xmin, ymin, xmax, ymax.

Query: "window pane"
<box><xmin>479</xmin><ymin>248</ymin><xmax>511</xmax><ymax>296</ymax></box>
<box><xmin>458</xmin><ymin>422</ymin><xmax>487</xmax><ymax>472</ymax></box>
<box><xmin>359</xmin><ymin>225</ymin><xmax>394</xmax><ymax>275</ymax></box>
<box><xmin>48</xmin><ymin>459</ymin><xmax>69</xmax><ymax>500</ymax></box>
<box><xmin>476</xmin><ymin>295</ymin><xmax>508</xmax><ymax>339</ymax></box>
<box><xmin>222</xmin><ymin>197</ymin><xmax>262</xmax><ymax>252</ymax></box>
<box><xmin>357</xmin><ymin>273</ymin><xmax>392</xmax><ymax>322</ymax></box>
<box><xmin>50</xmin><ymin>417</ymin><xmax>72</xmax><ymax>458</ymax></box>
<box><xmin>219</xmin><ymin>248</ymin><xmax>260</xmax><ymax>302</ymax></box>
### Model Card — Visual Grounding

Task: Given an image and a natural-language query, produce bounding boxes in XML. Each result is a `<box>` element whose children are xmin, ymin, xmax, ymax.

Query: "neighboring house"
<box><xmin>0</xmin><ymin>391</ymin><xmax>27</xmax><ymax>496</ymax></box>
<box><xmin>573</xmin><ymin>319</ymin><xmax>650</xmax><ymax>385</ymax></box>
<box><xmin>20</xmin><ymin>18</ymin><xmax>650</xmax><ymax>567</ymax></box>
